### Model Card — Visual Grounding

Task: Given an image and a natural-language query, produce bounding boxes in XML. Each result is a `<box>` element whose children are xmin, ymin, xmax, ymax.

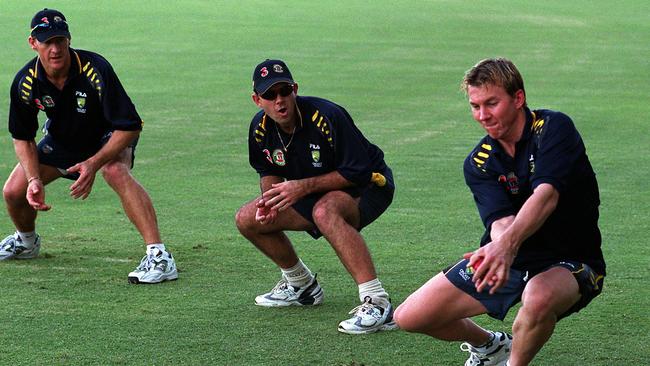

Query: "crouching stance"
<box><xmin>1</xmin><ymin>8</ymin><xmax>177</xmax><ymax>284</ymax></box>
<box><xmin>394</xmin><ymin>58</ymin><xmax>605</xmax><ymax>365</ymax></box>
<box><xmin>236</xmin><ymin>59</ymin><xmax>397</xmax><ymax>334</ymax></box>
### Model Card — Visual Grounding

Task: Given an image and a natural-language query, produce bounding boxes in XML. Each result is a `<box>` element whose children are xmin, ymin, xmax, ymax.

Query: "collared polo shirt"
<box><xmin>248</xmin><ymin>96</ymin><xmax>388</xmax><ymax>187</ymax></box>
<box><xmin>464</xmin><ymin>108</ymin><xmax>605</xmax><ymax>275</ymax></box>
<box><xmin>9</xmin><ymin>48</ymin><xmax>142</xmax><ymax>153</ymax></box>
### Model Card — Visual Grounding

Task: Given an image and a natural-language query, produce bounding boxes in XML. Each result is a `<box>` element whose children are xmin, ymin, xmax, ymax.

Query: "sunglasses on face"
<box><xmin>31</xmin><ymin>21</ymin><xmax>69</xmax><ymax>35</ymax></box>
<box><xmin>259</xmin><ymin>83</ymin><xmax>294</xmax><ymax>100</ymax></box>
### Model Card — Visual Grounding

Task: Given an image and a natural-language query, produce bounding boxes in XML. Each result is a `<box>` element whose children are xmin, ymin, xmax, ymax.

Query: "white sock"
<box><xmin>147</xmin><ymin>243</ymin><xmax>166</xmax><ymax>254</ymax></box>
<box><xmin>17</xmin><ymin>231</ymin><xmax>37</xmax><ymax>247</ymax></box>
<box><xmin>281</xmin><ymin>259</ymin><xmax>313</xmax><ymax>288</ymax></box>
<box><xmin>358</xmin><ymin>278</ymin><xmax>389</xmax><ymax>308</ymax></box>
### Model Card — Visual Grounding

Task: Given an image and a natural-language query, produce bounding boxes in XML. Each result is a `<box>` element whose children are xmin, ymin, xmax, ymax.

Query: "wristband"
<box><xmin>27</xmin><ymin>177</ymin><xmax>41</xmax><ymax>184</ymax></box>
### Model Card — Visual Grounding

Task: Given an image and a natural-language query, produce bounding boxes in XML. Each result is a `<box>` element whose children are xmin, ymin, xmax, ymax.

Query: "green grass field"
<box><xmin>1</xmin><ymin>1</ymin><xmax>648</xmax><ymax>365</ymax></box>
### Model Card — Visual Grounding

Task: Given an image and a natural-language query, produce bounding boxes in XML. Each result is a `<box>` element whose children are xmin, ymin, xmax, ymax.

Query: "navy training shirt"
<box><xmin>9</xmin><ymin>48</ymin><xmax>142</xmax><ymax>153</ymax></box>
<box><xmin>248</xmin><ymin>96</ymin><xmax>387</xmax><ymax>187</ymax></box>
<box><xmin>464</xmin><ymin>108</ymin><xmax>605</xmax><ymax>275</ymax></box>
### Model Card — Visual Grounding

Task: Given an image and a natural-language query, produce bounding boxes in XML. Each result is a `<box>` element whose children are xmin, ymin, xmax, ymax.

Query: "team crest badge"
<box><xmin>311</xmin><ymin>150</ymin><xmax>322</xmax><ymax>167</ymax></box>
<box><xmin>77</xmin><ymin>97</ymin><xmax>86</xmax><ymax>109</ymax></box>
<box><xmin>42</xmin><ymin>95</ymin><xmax>55</xmax><ymax>108</ymax></box>
<box><xmin>498</xmin><ymin>172</ymin><xmax>520</xmax><ymax>195</ymax></box>
<box><xmin>272</xmin><ymin>149</ymin><xmax>286</xmax><ymax>166</ymax></box>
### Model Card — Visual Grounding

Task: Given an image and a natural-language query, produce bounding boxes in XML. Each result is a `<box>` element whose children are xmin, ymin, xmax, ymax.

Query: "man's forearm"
<box><xmin>298</xmin><ymin>171</ymin><xmax>354</xmax><ymax>195</ymax></box>
<box><xmin>495</xmin><ymin>183</ymin><xmax>559</xmax><ymax>251</ymax></box>
<box><xmin>13</xmin><ymin>139</ymin><xmax>41</xmax><ymax>180</ymax></box>
<box><xmin>86</xmin><ymin>130</ymin><xmax>139</xmax><ymax>168</ymax></box>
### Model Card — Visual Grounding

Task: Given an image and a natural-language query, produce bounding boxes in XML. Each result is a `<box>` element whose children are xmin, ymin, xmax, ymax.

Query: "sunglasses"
<box><xmin>259</xmin><ymin>83</ymin><xmax>294</xmax><ymax>100</ymax></box>
<box><xmin>31</xmin><ymin>21</ymin><xmax>69</xmax><ymax>35</ymax></box>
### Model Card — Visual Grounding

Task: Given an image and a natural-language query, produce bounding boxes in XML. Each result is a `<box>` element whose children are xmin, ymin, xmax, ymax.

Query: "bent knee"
<box><xmin>3</xmin><ymin>179</ymin><xmax>27</xmax><ymax>204</ymax></box>
<box><xmin>519</xmin><ymin>293</ymin><xmax>558</xmax><ymax>323</ymax></box>
<box><xmin>235</xmin><ymin>202</ymin><xmax>258</xmax><ymax>233</ymax></box>
<box><xmin>101</xmin><ymin>162</ymin><xmax>131</xmax><ymax>185</ymax></box>
<box><xmin>234</xmin><ymin>206</ymin><xmax>248</xmax><ymax>230</ymax></box>
<box><xmin>311</xmin><ymin>204</ymin><xmax>333</xmax><ymax>227</ymax></box>
<box><xmin>312</xmin><ymin>193</ymin><xmax>355</xmax><ymax>227</ymax></box>
<box><xmin>393</xmin><ymin>302</ymin><xmax>429</xmax><ymax>333</ymax></box>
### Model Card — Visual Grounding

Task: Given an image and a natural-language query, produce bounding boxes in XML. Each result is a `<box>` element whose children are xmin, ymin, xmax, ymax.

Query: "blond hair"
<box><xmin>461</xmin><ymin>58</ymin><xmax>526</xmax><ymax>105</ymax></box>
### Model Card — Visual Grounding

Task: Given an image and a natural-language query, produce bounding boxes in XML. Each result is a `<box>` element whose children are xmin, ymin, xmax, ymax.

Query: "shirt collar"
<box><xmin>519</xmin><ymin>107</ymin><xmax>535</xmax><ymax>144</ymax></box>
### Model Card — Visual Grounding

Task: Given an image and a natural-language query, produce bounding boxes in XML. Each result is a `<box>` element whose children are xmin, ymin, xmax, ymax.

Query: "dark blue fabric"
<box><xmin>463</xmin><ymin>108</ymin><xmax>605</xmax><ymax>275</ymax></box>
<box><xmin>248</xmin><ymin>96</ymin><xmax>387</xmax><ymax>186</ymax></box>
<box><xmin>9</xmin><ymin>48</ymin><xmax>142</xmax><ymax>154</ymax></box>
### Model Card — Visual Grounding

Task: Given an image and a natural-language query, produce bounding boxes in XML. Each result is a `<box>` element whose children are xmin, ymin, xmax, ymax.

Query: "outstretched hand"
<box><xmin>67</xmin><ymin>160</ymin><xmax>99</xmax><ymax>200</ymax></box>
<box><xmin>26</xmin><ymin>178</ymin><xmax>51</xmax><ymax>211</ymax></box>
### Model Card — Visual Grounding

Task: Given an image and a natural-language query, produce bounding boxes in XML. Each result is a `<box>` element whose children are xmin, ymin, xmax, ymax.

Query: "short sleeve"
<box><xmin>8</xmin><ymin>72</ymin><xmax>39</xmax><ymax>140</ymax></box>
<box><xmin>464</xmin><ymin>149</ymin><xmax>517</xmax><ymax>229</ymax></box>
<box><xmin>530</xmin><ymin>112</ymin><xmax>584</xmax><ymax>194</ymax></box>
<box><xmin>330</xmin><ymin>107</ymin><xmax>373</xmax><ymax>186</ymax></box>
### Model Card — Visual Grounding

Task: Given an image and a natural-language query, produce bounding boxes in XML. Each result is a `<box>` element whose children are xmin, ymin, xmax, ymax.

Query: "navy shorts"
<box><xmin>37</xmin><ymin>132</ymin><xmax>137</xmax><ymax>181</ymax></box>
<box><xmin>292</xmin><ymin>167</ymin><xmax>395</xmax><ymax>239</ymax></box>
<box><xmin>444</xmin><ymin>258</ymin><xmax>604</xmax><ymax>321</ymax></box>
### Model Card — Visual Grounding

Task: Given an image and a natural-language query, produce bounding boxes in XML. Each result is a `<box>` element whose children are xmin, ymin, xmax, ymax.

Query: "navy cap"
<box><xmin>30</xmin><ymin>8</ymin><xmax>70</xmax><ymax>42</ymax></box>
<box><xmin>252</xmin><ymin>59</ymin><xmax>294</xmax><ymax>94</ymax></box>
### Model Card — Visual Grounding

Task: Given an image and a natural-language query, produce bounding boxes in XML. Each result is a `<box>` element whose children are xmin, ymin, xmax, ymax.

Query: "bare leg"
<box><xmin>101</xmin><ymin>148</ymin><xmax>161</xmax><ymax>244</ymax></box>
<box><xmin>311</xmin><ymin>191</ymin><xmax>377</xmax><ymax>284</ymax></box>
<box><xmin>509</xmin><ymin>267</ymin><xmax>581</xmax><ymax>366</ymax></box>
<box><xmin>3</xmin><ymin>164</ymin><xmax>61</xmax><ymax>232</ymax></box>
<box><xmin>235</xmin><ymin>198</ymin><xmax>313</xmax><ymax>268</ymax></box>
<box><xmin>394</xmin><ymin>272</ymin><xmax>492</xmax><ymax>345</ymax></box>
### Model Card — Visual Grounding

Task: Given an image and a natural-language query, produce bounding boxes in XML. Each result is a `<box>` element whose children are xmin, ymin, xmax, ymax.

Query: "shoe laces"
<box><xmin>347</xmin><ymin>297</ymin><xmax>382</xmax><ymax>318</ymax></box>
<box><xmin>460</xmin><ymin>342</ymin><xmax>489</xmax><ymax>364</ymax></box>
<box><xmin>1</xmin><ymin>234</ymin><xmax>20</xmax><ymax>252</ymax></box>
<box><xmin>136</xmin><ymin>249</ymin><xmax>165</xmax><ymax>271</ymax></box>
<box><xmin>135</xmin><ymin>254</ymin><xmax>155</xmax><ymax>271</ymax></box>
<box><xmin>270</xmin><ymin>277</ymin><xmax>297</xmax><ymax>296</ymax></box>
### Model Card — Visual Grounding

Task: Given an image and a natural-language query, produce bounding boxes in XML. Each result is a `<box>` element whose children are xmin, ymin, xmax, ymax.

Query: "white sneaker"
<box><xmin>255</xmin><ymin>275</ymin><xmax>324</xmax><ymax>307</ymax></box>
<box><xmin>0</xmin><ymin>233</ymin><xmax>41</xmax><ymax>260</ymax></box>
<box><xmin>337</xmin><ymin>296</ymin><xmax>398</xmax><ymax>334</ymax></box>
<box><xmin>461</xmin><ymin>331</ymin><xmax>512</xmax><ymax>366</ymax></box>
<box><xmin>128</xmin><ymin>247</ymin><xmax>178</xmax><ymax>284</ymax></box>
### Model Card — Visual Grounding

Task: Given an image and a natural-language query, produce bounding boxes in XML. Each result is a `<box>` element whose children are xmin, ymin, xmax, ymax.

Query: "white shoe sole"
<box><xmin>337</xmin><ymin>320</ymin><xmax>399</xmax><ymax>335</ymax></box>
<box><xmin>128</xmin><ymin>270</ymin><xmax>179</xmax><ymax>284</ymax></box>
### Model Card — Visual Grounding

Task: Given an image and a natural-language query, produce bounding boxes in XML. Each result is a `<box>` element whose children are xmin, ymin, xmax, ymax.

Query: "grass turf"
<box><xmin>0</xmin><ymin>1</ymin><xmax>648</xmax><ymax>364</ymax></box>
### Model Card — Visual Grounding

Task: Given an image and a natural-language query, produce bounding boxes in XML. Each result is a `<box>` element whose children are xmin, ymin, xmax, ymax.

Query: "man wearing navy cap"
<box><xmin>1</xmin><ymin>8</ymin><xmax>177</xmax><ymax>284</ymax></box>
<box><xmin>236</xmin><ymin>59</ymin><xmax>397</xmax><ymax>334</ymax></box>
<box><xmin>394</xmin><ymin>58</ymin><xmax>605</xmax><ymax>365</ymax></box>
